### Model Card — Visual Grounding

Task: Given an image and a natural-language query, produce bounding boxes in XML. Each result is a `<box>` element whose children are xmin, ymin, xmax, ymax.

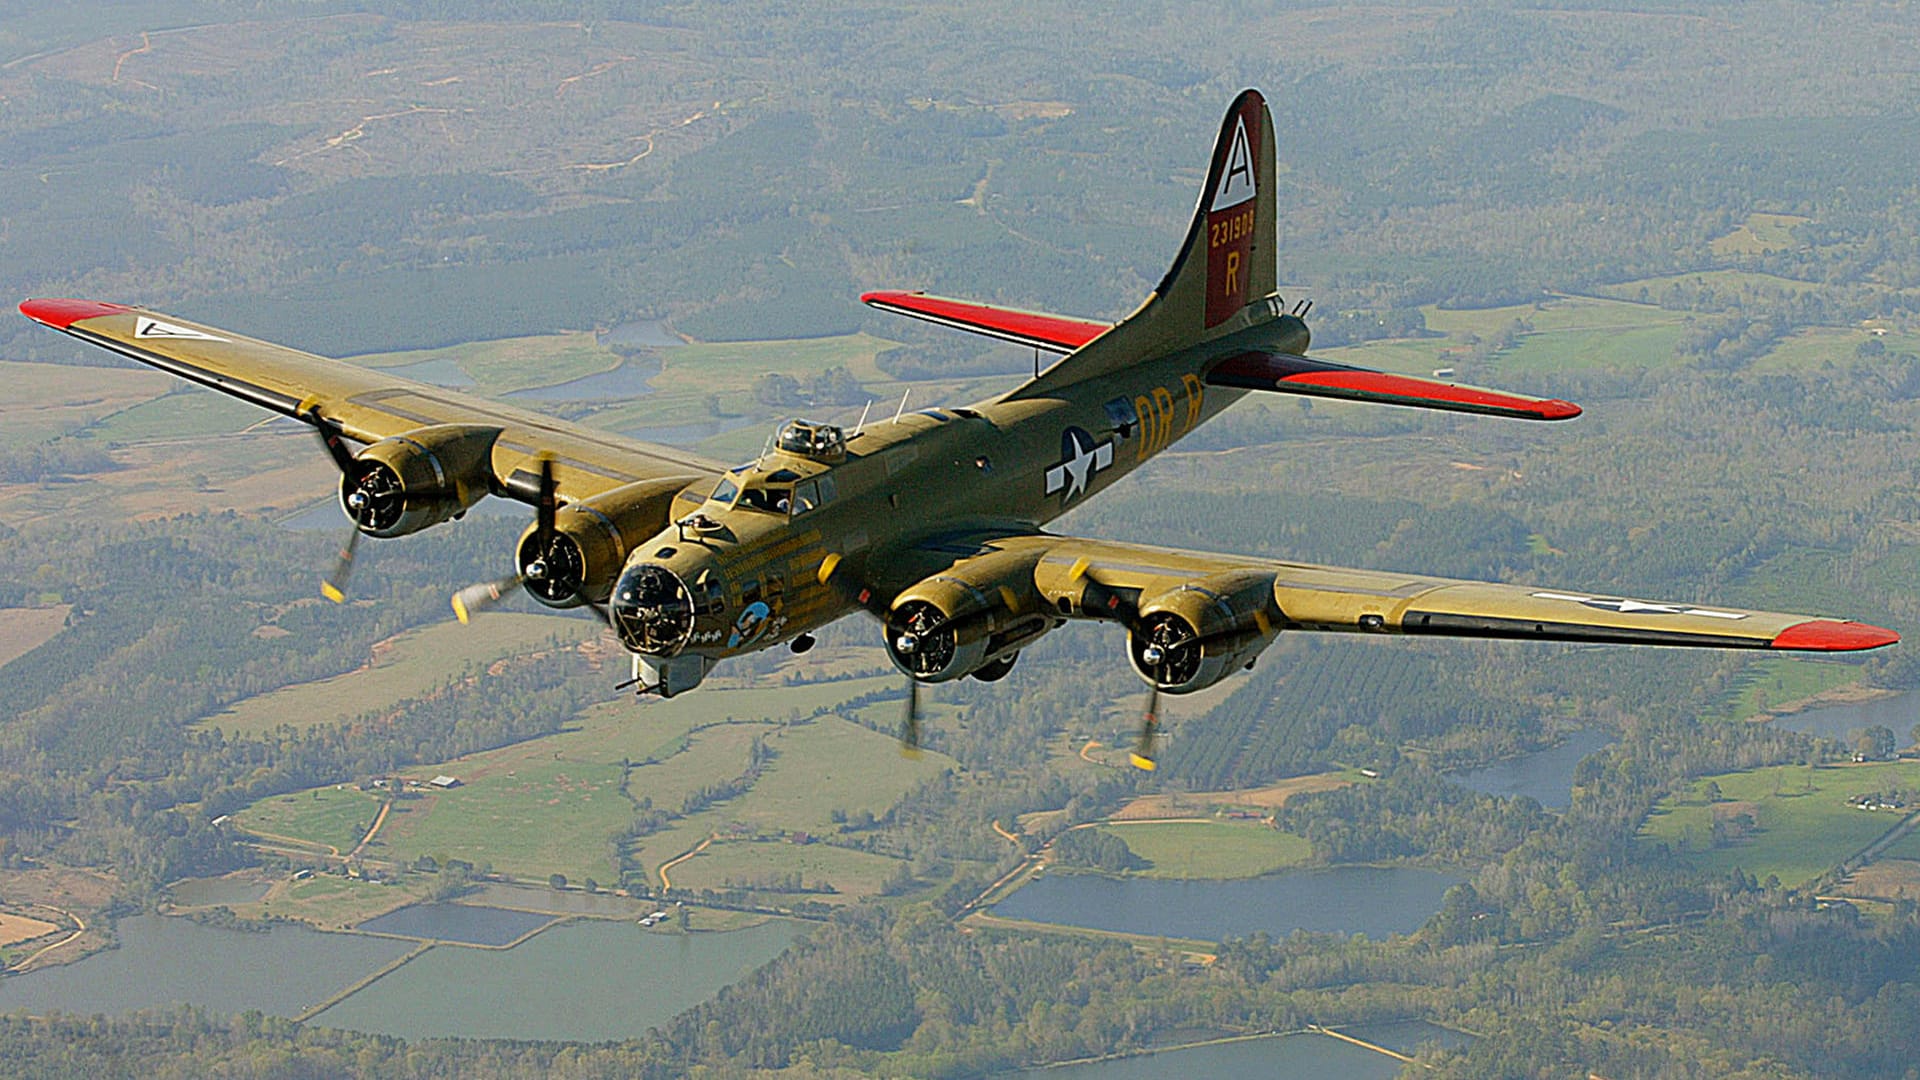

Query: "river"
<box><xmin>993</xmin><ymin>865</ymin><xmax>1462</xmax><ymax>942</ymax></box>
<box><xmin>1448</xmin><ymin>729</ymin><xmax>1613</xmax><ymax>809</ymax></box>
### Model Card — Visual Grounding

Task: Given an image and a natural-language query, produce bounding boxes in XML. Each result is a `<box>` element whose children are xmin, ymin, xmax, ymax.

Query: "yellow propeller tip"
<box><xmin>1128</xmin><ymin>753</ymin><xmax>1157</xmax><ymax>772</ymax></box>
<box><xmin>321</xmin><ymin>582</ymin><xmax>345</xmax><ymax>604</ymax></box>
<box><xmin>451</xmin><ymin>596</ymin><xmax>470</xmax><ymax>625</ymax></box>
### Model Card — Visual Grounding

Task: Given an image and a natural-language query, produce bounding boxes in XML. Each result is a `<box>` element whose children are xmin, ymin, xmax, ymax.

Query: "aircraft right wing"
<box><xmin>1005</xmin><ymin>533</ymin><xmax>1898</xmax><ymax>654</ymax></box>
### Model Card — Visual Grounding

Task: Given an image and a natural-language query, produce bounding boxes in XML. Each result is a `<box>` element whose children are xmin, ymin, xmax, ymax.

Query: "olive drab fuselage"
<box><xmin>608</xmin><ymin>314</ymin><xmax>1311</xmax><ymax>689</ymax></box>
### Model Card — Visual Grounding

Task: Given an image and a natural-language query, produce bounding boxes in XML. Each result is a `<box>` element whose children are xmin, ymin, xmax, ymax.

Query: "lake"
<box><xmin>1773</xmin><ymin>690</ymin><xmax>1918</xmax><ymax>743</ymax></box>
<box><xmin>312</xmin><ymin>917</ymin><xmax>802</xmax><ymax>1041</ymax></box>
<box><xmin>0</xmin><ymin>912</ymin><xmax>800</xmax><ymax>1042</ymax></box>
<box><xmin>1448</xmin><ymin>729</ymin><xmax>1613</xmax><ymax>809</ymax></box>
<box><xmin>0</xmin><ymin>914</ymin><xmax>410</xmax><ymax>1019</ymax></box>
<box><xmin>993</xmin><ymin>866</ymin><xmax>1462</xmax><ymax>942</ymax></box>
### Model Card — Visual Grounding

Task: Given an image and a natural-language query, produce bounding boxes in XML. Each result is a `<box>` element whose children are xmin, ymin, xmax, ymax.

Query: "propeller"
<box><xmin>306</xmin><ymin>409</ymin><xmax>374</xmax><ymax>604</ymax></box>
<box><xmin>1128</xmin><ymin>619</ymin><xmax>1185</xmax><ymax>771</ymax></box>
<box><xmin>899</xmin><ymin>678</ymin><xmax>924</xmax><ymax>758</ymax></box>
<box><xmin>450</xmin><ymin>456</ymin><xmax>613</xmax><ymax>627</ymax></box>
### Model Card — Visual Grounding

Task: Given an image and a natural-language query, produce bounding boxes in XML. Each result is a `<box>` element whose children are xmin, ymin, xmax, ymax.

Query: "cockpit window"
<box><xmin>736</xmin><ymin>485</ymin><xmax>791</xmax><ymax>513</ymax></box>
<box><xmin>791</xmin><ymin>478</ymin><xmax>820</xmax><ymax>516</ymax></box>
<box><xmin>708</xmin><ymin>477</ymin><xmax>740</xmax><ymax>507</ymax></box>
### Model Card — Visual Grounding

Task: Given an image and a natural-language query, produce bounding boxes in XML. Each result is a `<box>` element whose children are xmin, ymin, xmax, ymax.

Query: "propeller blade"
<box><xmin>899</xmin><ymin>679</ymin><xmax>923</xmax><ymax>758</ymax></box>
<box><xmin>306</xmin><ymin>409</ymin><xmax>359</xmax><ymax>477</ymax></box>
<box><xmin>452</xmin><ymin>574</ymin><xmax>523</xmax><ymax>624</ymax></box>
<box><xmin>322</xmin><ymin>528</ymin><xmax>361</xmax><ymax>604</ymax></box>
<box><xmin>534</xmin><ymin>454</ymin><xmax>558</xmax><ymax>545</ymax></box>
<box><xmin>1130</xmin><ymin>682</ymin><xmax>1161</xmax><ymax>771</ymax></box>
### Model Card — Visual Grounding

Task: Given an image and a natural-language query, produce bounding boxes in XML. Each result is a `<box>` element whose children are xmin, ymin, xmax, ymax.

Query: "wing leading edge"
<box><xmin>1001</xmin><ymin>534</ymin><xmax>1896</xmax><ymax>653</ymax></box>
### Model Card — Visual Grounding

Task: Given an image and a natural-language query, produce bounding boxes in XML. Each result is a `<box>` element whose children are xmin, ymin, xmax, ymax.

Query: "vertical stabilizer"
<box><xmin>1013</xmin><ymin>89</ymin><xmax>1278</xmax><ymax>398</ymax></box>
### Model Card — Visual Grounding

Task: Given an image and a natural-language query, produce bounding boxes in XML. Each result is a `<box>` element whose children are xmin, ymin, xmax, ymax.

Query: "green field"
<box><xmin>1096</xmin><ymin>821</ymin><xmax>1312</xmax><ymax>879</ymax></box>
<box><xmin>1639</xmin><ymin>762</ymin><xmax>1920</xmax><ymax>886</ymax></box>
<box><xmin>0</xmin><ymin>362</ymin><xmax>173</xmax><ymax>448</ymax></box>
<box><xmin>258</xmin><ymin>874</ymin><xmax>428</xmax><ymax>931</ymax></box>
<box><xmin>1710</xmin><ymin>213</ymin><xmax>1811</xmax><ymax>256</ymax></box>
<box><xmin>1882</xmin><ymin>830</ymin><xmax>1920</xmax><ymax>862</ymax></box>
<box><xmin>202</xmin><ymin>613</ymin><xmax>592</xmax><ymax>736</ymax></box>
<box><xmin>664</xmin><ymin>836</ymin><xmax>907</xmax><ymax>900</ymax></box>
<box><xmin>79</xmin><ymin>387</ymin><xmax>271</xmax><ymax>444</ymax></box>
<box><xmin>350</xmin><ymin>333</ymin><xmax>622</xmax><ymax>394</ymax></box>
<box><xmin>236</xmin><ymin>785</ymin><xmax>386</xmax><ymax>855</ymax></box>
<box><xmin>237</xmin><ymin>673</ymin><xmax>950</xmax><ymax>896</ymax></box>
<box><xmin>1716</xmin><ymin>656</ymin><xmax>1865</xmax><ymax>721</ymax></box>
<box><xmin>376</xmin><ymin>759</ymin><xmax>633</xmax><ymax>886</ymax></box>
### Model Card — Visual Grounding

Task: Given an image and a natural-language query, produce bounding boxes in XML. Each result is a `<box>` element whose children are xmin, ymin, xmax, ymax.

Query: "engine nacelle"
<box><xmin>886</xmin><ymin>547</ymin><xmax>1059</xmax><ymax>682</ymax></box>
<box><xmin>342</xmin><ymin>424</ymin><xmax>500</xmax><ymax>538</ymax></box>
<box><xmin>1128</xmin><ymin>570</ymin><xmax>1281</xmax><ymax>694</ymax></box>
<box><xmin>515</xmin><ymin>477</ymin><xmax>697</xmax><ymax>608</ymax></box>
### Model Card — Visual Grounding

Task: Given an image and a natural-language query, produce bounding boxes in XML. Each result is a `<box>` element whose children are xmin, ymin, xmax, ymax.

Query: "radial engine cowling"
<box><xmin>886</xmin><ymin>547</ymin><xmax>1059</xmax><ymax>682</ymax></box>
<box><xmin>342</xmin><ymin>424</ymin><xmax>500</xmax><ymax>538</ymax></box>
<box><xmin>515</xmin><ymin>476</ymin><xmax>699</xmax><ymax>608</ymax></box>
<box><xmin>1128</xmin><ymin>570</ymin><xmax>1282</xmax><ymax>694</ymax></box>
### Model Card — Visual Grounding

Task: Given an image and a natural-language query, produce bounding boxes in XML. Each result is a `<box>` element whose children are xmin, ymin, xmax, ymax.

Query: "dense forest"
<box><xmin>6</xmin><ymin>0</ymin><xmax>1920</xmax><ymax>1076</ymax></box>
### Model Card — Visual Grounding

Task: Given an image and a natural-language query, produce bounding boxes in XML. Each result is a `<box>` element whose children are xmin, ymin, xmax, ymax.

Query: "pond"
<box><xmin>993</xmin><ymin>865</ymin><xmax>1462</xmax><ymax>942</ymax></box>
<box><xmin>169</xmin><ymin>874</ymin><xmax>270</xmax><ymax>907</ymax></box>
<box><xmin>356</xmin><ymin>902</ymin><xmax>551</xmax><ymax>947</ymax></box>
<box><xmin>1447</xmin><ymin>729</ymin><xmax>1613</xmax><ymax>809</ymax></box>
<box><xmin>312</xmin><ymin>917</ymin><xmax>802</xmax><ymax>1042</ymax></box>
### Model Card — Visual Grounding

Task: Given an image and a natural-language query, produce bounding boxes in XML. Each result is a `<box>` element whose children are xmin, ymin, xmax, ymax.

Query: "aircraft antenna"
<box><xmin>1033</xmin><ymin>346</ymin><xmax>1041</xmax><ymax>378</ymax></box>
<box><xmin>853</xmin><ymin>399</ymin><xmax>873</xmax><ymax>437</ymax></box>
<box><xmin>892</xmin><ymin>388</ymin><xmax>911</xmax><ymax>425</ymax></box>
<box><xmin>755</xmin><ymin>431</ymin><xmax>773</xmax><ymax>470</ymax></box>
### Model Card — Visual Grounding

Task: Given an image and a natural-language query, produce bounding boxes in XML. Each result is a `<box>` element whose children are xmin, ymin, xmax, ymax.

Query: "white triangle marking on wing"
<box><xmin>135</xmin><ymin>317</ymin><xmax>226</xmax><ymax>342</ymax></box>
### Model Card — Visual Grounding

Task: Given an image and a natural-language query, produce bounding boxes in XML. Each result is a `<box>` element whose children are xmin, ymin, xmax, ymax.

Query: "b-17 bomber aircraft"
<box><xmin>19</xmin><ymin>90</ymin><xmax>1898</xmax><ymax>769</ymax></box>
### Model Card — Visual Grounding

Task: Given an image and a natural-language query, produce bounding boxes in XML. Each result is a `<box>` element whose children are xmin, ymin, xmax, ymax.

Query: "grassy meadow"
<box><xmin>1095</xmin><ymin>820</ymin><xmax>1313</xmax><ymax>879</ymax></box>
<box><xmin>1639</xmin><ymin>761</ymin><xmax>1920</xmax><ymax>886</ymax></box>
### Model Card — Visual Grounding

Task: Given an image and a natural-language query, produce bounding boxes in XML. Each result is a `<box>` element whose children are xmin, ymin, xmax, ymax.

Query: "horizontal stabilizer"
<box><xmin>1206</xmin><ymin>351</ymin><xmax>1580</xmax><ymax>421</ymax></box>
<box><xmin>862</xmin><ymin>291</ymin><xmax>1109</xmax><ymax>353</ymax></box>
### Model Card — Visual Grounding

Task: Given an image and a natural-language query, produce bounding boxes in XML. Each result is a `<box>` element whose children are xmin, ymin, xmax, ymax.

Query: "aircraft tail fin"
<box><xmin>1011</xmin><ymin>89</ymin><xmax>1279</xmax><ymax>398</ymax></box>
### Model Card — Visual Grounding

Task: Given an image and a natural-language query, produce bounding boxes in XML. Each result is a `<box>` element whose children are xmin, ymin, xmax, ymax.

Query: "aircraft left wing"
<box><xmin>18</xmin><ymin>298</ymin><xmax>723</xmax><ymax>501</ymax></box>
<box><xmin>1002</xmin><ymin>533</ymin><xmax>1898</xmax><ymax>653</ymax></box>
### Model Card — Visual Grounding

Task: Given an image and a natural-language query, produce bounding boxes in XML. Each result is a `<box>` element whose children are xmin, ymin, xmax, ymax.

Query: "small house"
<box><xmin>429</xmin><ymin>775</ymin><xmax>461</xmax><ymax>789</ymax></box>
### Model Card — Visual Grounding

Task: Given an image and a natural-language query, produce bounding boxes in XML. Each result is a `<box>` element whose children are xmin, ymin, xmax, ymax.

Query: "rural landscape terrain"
<box><xmin>5</xmin><ymin>1</ymin><xmax>1920</xmax><ymax>1077</ymax></box>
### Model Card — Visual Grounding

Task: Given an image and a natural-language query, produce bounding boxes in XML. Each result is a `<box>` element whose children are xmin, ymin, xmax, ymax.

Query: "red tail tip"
<box><xmin>1770</xmin><ymin>620</ymin><xmax>1900</xmax><ymax>651</ymax></box>
<box><xmin>19</xmin><ymin>298</ymin><xmax>131</xmax><ymax>329</ymax></box>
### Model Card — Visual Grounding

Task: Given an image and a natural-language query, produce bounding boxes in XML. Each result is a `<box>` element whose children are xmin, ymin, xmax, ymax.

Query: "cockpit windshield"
<box><xmin>707</xmin><ymin>476</ymin><xmax>740</xmax><ymax>508</ymax></box>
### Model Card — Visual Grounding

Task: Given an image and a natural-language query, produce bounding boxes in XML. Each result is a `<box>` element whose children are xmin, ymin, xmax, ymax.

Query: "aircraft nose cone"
<box><xmin>611</xmin><ymin>562</ymin><xmax>695</xmax><ymax>655</ymax></box>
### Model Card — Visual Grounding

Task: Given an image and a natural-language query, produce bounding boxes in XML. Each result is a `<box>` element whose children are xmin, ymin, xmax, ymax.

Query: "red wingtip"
<box><xmin>1771</xmin><ymin>620</ymin><xmax>1901</xmax><ymax>652</ymax></box>
<box><xmin>1537</xmin><ymin>399</ymin><xmax>1583</xmax><ymax>421</ymax></box>
<box><xmin>19</xmin><ymin>298</ymin><xmax>132</xmax><ymax>330</ymax></box>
